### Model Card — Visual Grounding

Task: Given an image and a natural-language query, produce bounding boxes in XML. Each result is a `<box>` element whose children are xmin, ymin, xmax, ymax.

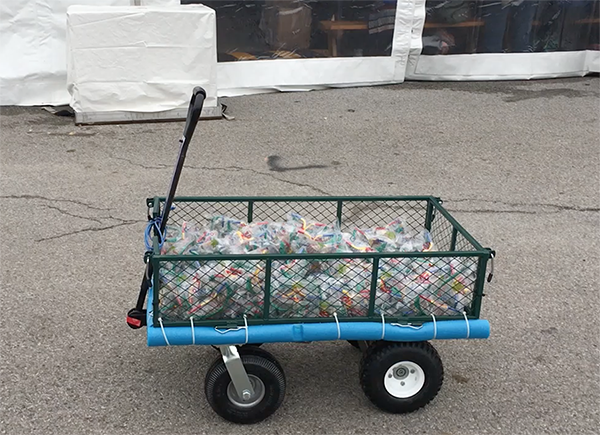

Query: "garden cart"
<box><xmin>127</xmin><ymin>87</ymin><xmax>495</xmax><ymax>424</ymax></box>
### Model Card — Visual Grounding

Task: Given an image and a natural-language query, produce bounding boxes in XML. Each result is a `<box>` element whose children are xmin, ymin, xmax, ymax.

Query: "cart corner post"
<box><xmin>152</xmin><ymin>237</ymin><xmax>161</xmax><ymax>327</ymax></box>
<box><xmin>424</xmin><ymin>198</ymin><xmax>435</xmax><ymax>231</ymax></box>
<box><xmin>449</xmin><ymin>228</ymin><xmax>458</xmax><ymax>251</ymax></box>
<box><xmin>263</xmin><ymin>259</ymin><xmax>272</xmax><ymax>319</ymax></box>
<box><xmin>470</xmin><ymin>253</ymin><xmax>490</xmax><ymax>319</ymax></box>
<box><xmin>247</xmin><ymin>200</ymin><xmax>254</xmax><ymax>223</ymax></box>
<box><xmin>336</xmin><ymin>200</ymin><xmax>343</xmax><ymax>226</ymax></box>
<box><xmin>367</xmin><ymin>257</ymin><xmax>380</xmax><ymax>317</ymax></box>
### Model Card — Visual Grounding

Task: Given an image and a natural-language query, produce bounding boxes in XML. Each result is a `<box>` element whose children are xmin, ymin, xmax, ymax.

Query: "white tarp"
<box><xmin>66</xmin><ymin>5</ymin><xmax>219</xmax><ymax>122</ymax></box>
<box><xmin>587</xmin><ymin>49</ymin><xmax>600</xmax><ymax>72</ymax></box>
<box><xmin>0</xmin><ymin>0</ymin><xmax>129</xmax><ymax>106</ymax></box>
<box><xmin>1</xmin><ymin>1</ymin><xmax>598</xmax><ymax>107</ymax></box>
<box><xmin>405</xmin><ymin>0</ymin><xmax>599</xmax><ymax>81</ymax></box>
<box><xmin>406</xmin><ymin>51</ymin><xmax>596</xmax><ymax>81</ymax></box>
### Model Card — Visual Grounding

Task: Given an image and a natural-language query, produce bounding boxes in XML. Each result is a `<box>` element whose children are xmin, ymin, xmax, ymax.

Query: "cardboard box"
<box><xmin>260</xmin><ymin>2</ymin><xmax>312</xmax><ymax>50</ymax></box>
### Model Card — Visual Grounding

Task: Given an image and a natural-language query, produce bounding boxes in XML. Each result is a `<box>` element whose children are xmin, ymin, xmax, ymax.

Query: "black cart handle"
<box><xmin>127</xmin><ymin>87</ymin><xmax>207</xmax><ymax>329</ymax></box>
<box><xmin>182</xmin><ymin>86</ymin><xmax>206</xmax><ymax>145</ymax></box>
<box><xmin>159</xmin><ymin>87</ymin><xmax>206</xmax><ymax>234</ymax></box>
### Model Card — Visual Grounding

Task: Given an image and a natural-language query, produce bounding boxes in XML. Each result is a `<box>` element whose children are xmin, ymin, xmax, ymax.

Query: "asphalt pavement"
<box><xmin>1</xmin><ymin>77</ymin><xmax>599</xmax><ymax>435</ymax></box>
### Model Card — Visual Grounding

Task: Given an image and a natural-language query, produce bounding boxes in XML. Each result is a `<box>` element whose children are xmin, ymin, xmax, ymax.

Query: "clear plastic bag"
<box><xmin>158</xmin><ymin>212</ymin><xmax>447</xmax><ymax>320</ymax></box>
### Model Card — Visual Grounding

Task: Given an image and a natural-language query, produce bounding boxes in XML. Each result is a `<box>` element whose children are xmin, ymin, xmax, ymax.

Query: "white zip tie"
<box><xmin>380</xmin><ymin>313</ymin><xmax>386</xmax><ymax>340</ymax></box>
<box><xmin>333</xmin><ymin>312</ymin><xmax>341</xmax><ymax>340</ymax></box>
<box><xmin>431</xmin><ymin>314</ymin><xmax>437</xmax><ymax>340</ymax></box>
<box><xmin>215</xmin><ymin>324</ymin><xmax>245</xmax><ymax>333</ymax></box>
<box><xmin>158</xmin><ymin>317</ymin><xmax>170</xmax><ymax>346</ymax></box>
<box><xmin>463</xmin><ymin>312</ymin><xmax>470</xmax><ymax>339</ymax></box>
<box><xmin>390</xmin><ymin>322</ymin><xmax>423</xmax><ymax>330</ymax></box>
<box><xmin>190</xmin><ymin>317</ymin><xmax>195</xmax><ymax>345</ymax></box>
<box><xmin>214</xmin><ymin>314</ymin><xmax>249</xmax><ymax>345</ymax></box>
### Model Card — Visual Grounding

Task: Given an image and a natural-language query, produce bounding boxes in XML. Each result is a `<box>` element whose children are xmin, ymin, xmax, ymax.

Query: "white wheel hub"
<box><xmin>227</xmin><ymin>375</ymin><xmax>265</xmax><ymax>408</ymax></box>
<box><xmin>383</xmin><ymin>361</ymin><xmax>425</xmax><ymax>398</ymax></box>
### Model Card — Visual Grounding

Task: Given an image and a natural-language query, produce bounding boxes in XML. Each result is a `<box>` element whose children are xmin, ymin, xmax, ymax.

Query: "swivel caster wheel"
<box><xmin>205</xmin><ymin>350</ymin><xmax>286</xmax><ymax>424</ymax></box>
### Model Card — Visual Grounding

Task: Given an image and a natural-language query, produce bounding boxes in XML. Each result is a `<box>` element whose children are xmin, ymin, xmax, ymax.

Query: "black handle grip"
<box><xmin>182</xmin><ymin>86</ymin><xmax>206</xmax><ymax>145</ymax></box>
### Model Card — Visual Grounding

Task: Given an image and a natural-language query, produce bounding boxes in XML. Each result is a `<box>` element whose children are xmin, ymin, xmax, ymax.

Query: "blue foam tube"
<box><xmin>146</xmin><ymin>289</ymin><xmax>490</xmax><ymax>347</ymax></box>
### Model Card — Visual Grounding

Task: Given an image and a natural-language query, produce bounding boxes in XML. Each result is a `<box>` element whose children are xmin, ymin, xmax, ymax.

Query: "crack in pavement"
<box><xmin>36</xmin><ymin>220</ymin><xmax>142</xmax><ymax>242</ymax></box>
<box><xmin>264</xmin><ymin>174</ymin><xmax>330</xmax><ymax>196</ymax></box>
<box><xmin>177</xmin><ymin>164</ymin><xmax>331</xmax><ymax>196</ymax></box>
<box><xmin>445</xmin><ymin>197</ymin><xmax>599</xmax><ymax>213</ymax></box>
<box><xmin>217</xmin><ymin>165</ymin><xmax>331</xmax><ymax>196</ymax></box>
<box><xmin>445</xmin><ymin>208</ymin><xmax>539</xmax><ymax>215</ymax></box>
<box><xmin>109</xmin><ymin>155</ymin><xmax>170</xmax><ymax>170</ymax></box>
<box><xmin>41</xmin><ymin>204</ymin><xmax>140</xmax><ymax>225</ymax></box>
<box><xmin>2</xmin><ymin>193</ymin><xmax>146</xmax><ymax>242</ymax></box>
<box><xmin>41</xmin><ymin>204</ymin><xmax>104</xmax><ymax>224</ymax></box>
<box><xmin>198</xmin><ymin>165</ymin><xmax>331</xmax><ymax>196</ymax></box>
<box><xmin>107</xmin><ymin>153</ymin><xmax>331</xmax><ymax>196</ymax></box>
<box><xmin>0</xmin><ymin>194</ymin><xmax>112</xmax><ymax>212</ymax></box>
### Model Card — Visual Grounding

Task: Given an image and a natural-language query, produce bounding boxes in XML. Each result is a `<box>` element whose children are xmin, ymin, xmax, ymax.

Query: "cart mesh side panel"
<box><xmin>270</xmin><ymin>258</ymin><xmax>373</xmax><ymax>318</ymax></box>
<box><xmin>157</xmin><ymin>259</ymin><xmax>265</xmax><ymax>322</ymax></box>
<box><xmin>454</xmin><ymin>231</ymin><xmax>476</xmax><ymax>252</ymax></box>
<box><xmin>375</xmin><ymin>256</ymin><xmax>478</xmax><ymax>318</ymax></box>
<box><xmin>162</xmin><ymin>199</ymin><xmax>432</xmax><ymax>232</ymax></box>
<box><xmin>168</xmin><ymin>201</ymin><xmax>249</xmax><ymax>227</ymax></box>
<box><xmin>252</xmin><ymin>201</ymin><xmax>338</xmax><ymax>224</ymax></box>
<box><xmin>340</xmin><ymin>200</ymin><xmax>427</xmax><ymax>233</ymax></box>
<box><xmin>428</xmin><ymin>207</ymin><xmax>478</xmax><ymax>252</ymax></box>
<box><xmin>152</xmin><ymin>197</ymin><xmax>489</xmax><ymax>326</ymax></box>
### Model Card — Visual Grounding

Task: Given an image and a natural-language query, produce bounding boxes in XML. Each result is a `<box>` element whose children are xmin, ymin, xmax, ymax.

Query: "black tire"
<box><xmin>205</xmin><ymin>354</ymin><xmax>286</xmax><ymax>424</ymax></box>
<box><xmin>359</xmin><ymin>340</ymin><xmax>388</xmax><ymax>370</ymax></box>
<box><xmin>349</xmin><ymin>340</ymin><xmax>376</xmax><ymax>351</ymax></box>
<box><xmin>348</xmin><ymin>340</ymin><xmax>360</xmax><ymax>349</ymax></box>
<box><xmin>211</xmin><ymin>343</ymin><xmax>263</xmax><ymax>352</ymax></box>
<box><xmin>360</xmin><ymin>341</ymin><xmax>443</xmax><ymax>414</ymax></box>
<box><xmin>238</xmin><ymin>345</ymin><xmax>283</xmax><ymax>372</ymax></box>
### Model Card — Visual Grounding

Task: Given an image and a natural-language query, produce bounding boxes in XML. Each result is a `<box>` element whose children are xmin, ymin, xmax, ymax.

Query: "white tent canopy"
<box><xmin>0</xmin><ymin>0</ymin><xmax>130</xmax><ymax>106</ymax></box>
<box><xmin>1</xmin><ymin>1</ymin><xmax>598</xmax><ymax>110</ymax></box>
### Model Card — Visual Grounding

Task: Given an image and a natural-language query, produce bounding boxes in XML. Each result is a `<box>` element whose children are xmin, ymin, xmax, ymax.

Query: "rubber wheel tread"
<box><xmin>360</xmin><ymin>341</ymin><xmax>443</xmax><ymax>414</ymax></box>
<box><xmin>205</xmin><ymin>354</ymin><xmax>286</xmax><ymax>424</ymax></box>
<box><xmin>238</xmin><ymin>346</ymin><xmax>284</xmax><ymax>373</ymax></box>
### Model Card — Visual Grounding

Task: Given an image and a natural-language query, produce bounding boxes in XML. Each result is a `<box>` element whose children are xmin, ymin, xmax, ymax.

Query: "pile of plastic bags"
<box><xmin>156</xmin><ymin>213</ymin><xmax>475</xmax><ymax>321</ymax></box>
<box><xmin>159</xmin><ymin>212</ymin><xmax>433</xmax><ymax>256</ymax></box>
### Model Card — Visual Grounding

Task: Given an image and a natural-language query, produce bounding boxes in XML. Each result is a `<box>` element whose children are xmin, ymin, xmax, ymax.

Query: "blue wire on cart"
<box><xmin>145</xmin><ymin>216</ymin><xmax>165</xmax><ymax>251</ymax></box>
